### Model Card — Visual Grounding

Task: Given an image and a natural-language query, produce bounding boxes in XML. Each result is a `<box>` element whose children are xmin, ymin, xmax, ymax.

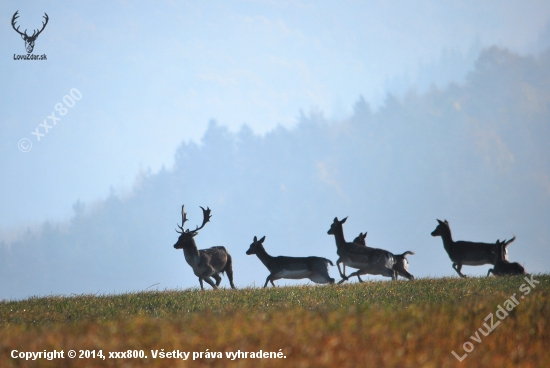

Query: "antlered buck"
<box><xmin>173</xmin><ymin>205</ymin><xmax>236</xmax><ymax>290</ymax></box>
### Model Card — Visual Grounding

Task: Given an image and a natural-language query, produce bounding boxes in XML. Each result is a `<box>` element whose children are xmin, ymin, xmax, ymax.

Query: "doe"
<box><xmin>327</xmin><ymin>217</ymin><xmax>396</xmax><ymax>283</ymax></box>
<box><xmin>246</xmin><ymin>235</ymin><xmax>335</xmax><ymax>287</ymax></box>
<box><xmin>487</xmin><ymin>239</ymin><xmax>526</xmax><ymax>276</ymax></box>
<box><xmin>431</xmin><ymin>219</ymin><xmax>515</xmax><ymax>278</ymax></box>
<box><xmin>353</xmin><ymin>232</ymin><xmax>414</xmax><ymax>280</ymax></box>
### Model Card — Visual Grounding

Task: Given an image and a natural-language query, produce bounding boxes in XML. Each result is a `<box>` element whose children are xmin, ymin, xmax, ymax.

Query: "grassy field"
<box><xmin>0</xmin><ymin>275</ymin><xmax>548</xmax><ymax>367</ymax></box>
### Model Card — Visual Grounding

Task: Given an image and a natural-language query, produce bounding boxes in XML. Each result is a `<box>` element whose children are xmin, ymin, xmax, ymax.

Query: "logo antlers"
<box><xmin>12</xmin><ymin>10</ymin><xmax>49</xmax><ymax>54</ymax></box>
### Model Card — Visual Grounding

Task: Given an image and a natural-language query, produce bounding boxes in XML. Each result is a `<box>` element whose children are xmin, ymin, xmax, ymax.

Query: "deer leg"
<box><xmin>199</xmin><ymin>278</ymin><xmax>204</xmax><ymax>290</ymax></box>
<box><xmin>453</xmin><ymin>263</ymin><xmax>467</xmax><ymax>278</ymax></box>
<box><xmin>263</xmin><ymin>275</ymin><xmax>272</xmax><ymax>288</ymax></box>
<box><xmin>201</xmin><ymin>276</ymin><xmax>218</xmax><ymax>290</ymax></box>
<box><xmin>223</xmin><ymin>254</ymin><xmax>236</xmax><ymax>289</ymax></box>
<box><xmin>487</xmin><ymin>269</ymin><xmax>494</xmax><ymax>277</ymax></box>
<box><xmin>336</xmin><ymin>259</ymin><xmax>348</xmax><ymax>281</ymax></box>
<box><xmin>212</xmin><ymin>273</ymin><xmax>222</xmax><ymax>286</ymax></box>
<box><xmin>399</xmin><ymin>270</ymin><xmax>414</xmax><ymax>280</ymax></box>
<box><xmin>346</xmin><ymin>270</ymin><xmax>365</xmax><ymax>282</ymax></box>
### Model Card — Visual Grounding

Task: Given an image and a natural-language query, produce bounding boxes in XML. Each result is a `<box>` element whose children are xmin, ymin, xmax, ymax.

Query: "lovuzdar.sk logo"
<box><xmin>12</xmin><ymin>10</ymin><xmax>48</xmax><ymax>60</ymax></box>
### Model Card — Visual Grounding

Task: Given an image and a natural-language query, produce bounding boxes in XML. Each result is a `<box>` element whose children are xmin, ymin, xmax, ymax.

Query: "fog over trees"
<box><xmin>2</xmin><ymin>46</ymin><xmax>549</xmax><ymax>300</ymax></box>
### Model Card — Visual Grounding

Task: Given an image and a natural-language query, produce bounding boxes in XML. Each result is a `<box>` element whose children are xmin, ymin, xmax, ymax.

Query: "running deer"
<box><xmin>431</xmin><ymin>219</ymin><xmax>516</xmax><ymax>278</ymax></box>
<box><xmin>246</xmin><ymin>236</ymin><xmax>335</xmax><ymax>287</ymax></box>
<box><xmin>487</xmin><ymin>239</ymin><xmax>526</xmax><ymax>276</ymax></box>
<box><xmin>353</xmin><ymin>232</ymin><xmax>415</xmax><ymax>280</ymax></box>
<box><xmin>173</xmin><ymin>205</ymin><xmax>236</xmax><ymax>290</ymax></box>
<box><xmin>327</xmin><ymin>217</ymin><xmax>396</xmax><ymax>283</ymax></box>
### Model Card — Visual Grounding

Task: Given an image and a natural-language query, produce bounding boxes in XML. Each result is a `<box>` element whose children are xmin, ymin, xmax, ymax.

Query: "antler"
<box><xmin>192</xmin><ymin>206</ymin><xmax>211</xmax><ymax>233</ymax></box>
<box><xmin>11</xmin><ymin>11</ymin><xmax>25</xmax><ymax>37</ymax></box>
<box><xmin>11</xmin><ymin>11</ymin><xmax>48</xmax><ymax>39</ymax></box>
<box><xmin>176</xmin><ymin>205</ymin><xmax>188</xmax><ymax>234</ymax></box>
<box><xmin>175</xmin><ymin>205</ymin><xmax>211</xmax><ymax>234</ymax></box>
<box><xmin>31</xmin><ymin>13</ymin><xmax>49</xmax><ymax>39</ymax></box>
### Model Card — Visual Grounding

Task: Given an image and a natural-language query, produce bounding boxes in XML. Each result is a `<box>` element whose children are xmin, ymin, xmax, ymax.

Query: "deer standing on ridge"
<box><xmin>431</xmin><ymin>219</ymin><xmax>515</xmax><ymax>278</ymax></box>
<box><xmin>173</xmin><ymin>205</ymin><xmax>236</xmax><ymax>290</ymax></box>
<box><xmin>246</xmin><ymin>236</ymin><xmax>335</xmax><ymax>287</ymax></box>
<box><xmin>327</xmin><ymin>217</ymin><xmax>396</xmax><ymax>283</ymax></box>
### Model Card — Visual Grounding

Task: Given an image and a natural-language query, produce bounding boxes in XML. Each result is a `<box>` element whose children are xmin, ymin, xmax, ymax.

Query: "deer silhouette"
<box><xmin>353</xmin><ymin>232</ymin><xmax>415</xmax><ymax>281</ymax></box>
<box><xmin>246</xmin><ymin>235</ymin><xmax>335</xmax><ymax>287</ymax></box>
<box><xmin>327</xmin><ymin>217</ymin><xmax>396</xmax><ymax>283</ymax></box>
<box><xmin>487</xmin><ymin>239</ymin><xmax>526</xmax><ymax>276</ymax></box>
<box><xmin>173</xmin><ymin>205</ymin><xmax>235</xmax><ymax>290</ymax></box>
<box><xmin>431</xmin><ymin>219</ymin><xmax>516</xmax><ymax>278</ymax></box>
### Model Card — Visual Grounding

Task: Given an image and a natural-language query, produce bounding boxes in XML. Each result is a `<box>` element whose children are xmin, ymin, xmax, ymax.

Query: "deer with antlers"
<box><xmin>11</xmin><ymin>11</ymin><xmax>49</xmax><ymax>54</ymax></box>
<box><xmin>173</xmin><ymin>205</ymin><xmax>236</xmax><ymax>290</ymax></box>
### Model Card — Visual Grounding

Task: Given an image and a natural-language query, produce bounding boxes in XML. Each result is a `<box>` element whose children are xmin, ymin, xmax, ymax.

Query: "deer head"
<box><xmin>353</xmin><ymin>232</ymin><xmax>367</xmax><ymax>245</ymax></box>
<box><xmin>173</xmin><ymin>205</ymin><xmax>211</xmax><ymax>249</ymax></box>
<box><xmin>246</xmin><ymin>236</ymin><xmax>266</xmax><ymax>255</ymax></box>
<box><xmin>327</xmin><ymin>216</ymin><xmax>348</xmax><ymax>235</ymax></box>
<box><xmin>430</xmin><ymin>219</ymin><xmax>450</xmax><ymax>237</ymax></box>
<box><xmin>12</xmin><ymin>11</ymin><xmax>49</xmax><ymax>54</ymax></box>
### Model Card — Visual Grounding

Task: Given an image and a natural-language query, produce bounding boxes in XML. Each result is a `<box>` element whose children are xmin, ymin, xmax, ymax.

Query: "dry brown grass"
<box><xmin>1</xmin><ymin>275</ymin><xmax>548</xmax><ymax>367</ymax></box>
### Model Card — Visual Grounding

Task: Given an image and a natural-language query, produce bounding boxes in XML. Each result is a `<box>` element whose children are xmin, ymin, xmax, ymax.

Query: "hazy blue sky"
<box><xmin>1</xmin><ymin>1</ymin><xmax>550</xmax><ymax>298</ymax></box>
<box><xmin>1</xmin><ymin>1</ymin><xmax>549</xmax><ymax>230</ymax></box>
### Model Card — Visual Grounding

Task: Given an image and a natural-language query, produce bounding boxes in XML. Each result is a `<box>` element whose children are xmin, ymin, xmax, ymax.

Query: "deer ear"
<box><xmin>437</xmin><ymin>219</ymin><xmax>444</xmax><ymax>224</ymax></box>
<box><xmin>253</xmin><ymin>236</ymin><xmax>258</xmax><ymax>242</ymax></box>
<box><xmin>340</xmin><ymin>217</ymin><xmax>348</xmax><ymax>224</ymax></box>
<box><xmin>444</xmin><ymin>219</ymin><xmax>448</xmax><ymax>224</ymax></box>
<box><xmin>259</xmin><ymin>236</ymin><xmax>266</xmax><ymax>243</ymax></box>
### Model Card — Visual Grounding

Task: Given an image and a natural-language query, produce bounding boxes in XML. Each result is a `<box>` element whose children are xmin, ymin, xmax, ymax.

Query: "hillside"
<box><xmin>1</xmin><ymin>275</ymin><xmax>548</xmax><ymax>367</ymax></box>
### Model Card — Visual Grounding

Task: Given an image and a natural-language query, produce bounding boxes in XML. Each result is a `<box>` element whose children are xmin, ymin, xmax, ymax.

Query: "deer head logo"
<box><xmin>11</xmin><ymin>11</ymin><xmax>49</xmax><ymax>54</ymax></box>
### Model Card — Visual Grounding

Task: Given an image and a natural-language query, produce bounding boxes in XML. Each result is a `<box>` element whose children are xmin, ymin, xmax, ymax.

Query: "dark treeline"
<box><xmin>2</xmin><ymin>46</ymin><xmax>549</xmax><ymax>299</ymax></box>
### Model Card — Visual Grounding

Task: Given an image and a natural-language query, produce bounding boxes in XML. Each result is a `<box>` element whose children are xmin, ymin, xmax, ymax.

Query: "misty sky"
<box><xmin>1</xmin><ymin>1</ymin><xmax>550</xmax><ymax>299</ymax></box>
<box><xmin>1</xmin><ymin>1</ymin><xmax>549</xmax><ymax>229</ymax></box>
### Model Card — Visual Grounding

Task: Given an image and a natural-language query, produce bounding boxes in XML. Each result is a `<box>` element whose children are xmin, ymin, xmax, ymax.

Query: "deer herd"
<box><xmin>173</xmin><ymin>205</ymin><xmax>526</xmax><ymax>290</ymax></box>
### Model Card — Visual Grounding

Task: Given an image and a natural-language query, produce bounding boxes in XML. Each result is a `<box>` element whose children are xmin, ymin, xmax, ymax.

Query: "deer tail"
<box><xmin>400</xmin><ymin>251</ymin><xmax>415</xmax><ymax>257</ymax></box>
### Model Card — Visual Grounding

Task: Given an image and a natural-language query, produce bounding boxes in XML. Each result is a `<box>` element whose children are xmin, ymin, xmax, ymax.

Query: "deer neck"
<box><xmin>182</xmin><ymin>238</ymin><xmax>200</xmax><ymax>260</ymax></box>
<box><xmin>254</xmin><ymin>245</ymin><xmax>275</xmax><ymax>268</ymax></box>
<box><xmin>439</xmin><ymin>227</ymin><xmax>455</xmax><ymax>251</ymax></box>
<box><xmin>331</xmin><ymin>227</ymin><xmax>348</xmax><ymax>250</ymax></box>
